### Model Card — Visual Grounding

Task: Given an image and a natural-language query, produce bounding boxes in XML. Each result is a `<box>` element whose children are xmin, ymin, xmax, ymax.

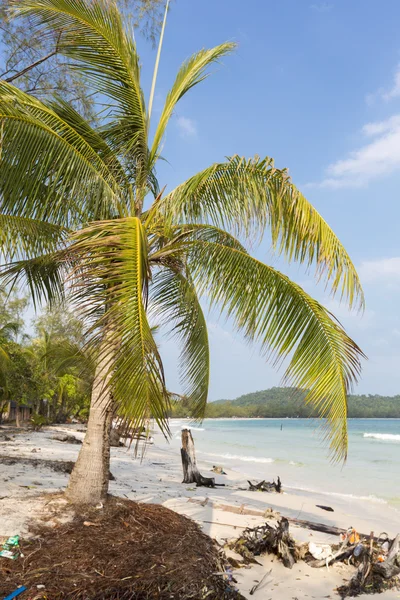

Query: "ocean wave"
<box><xmin>201</xmin><ymin>451</ymin><xmax>274</xmax><ymax>464</ymax></box>
<box><xmin>364</xmin><ymin>433</ymin><xmax>400</xmax><ymax>442</ymax></box>
<box><xmin>181</xmin><ymin>426</ymin><xmax>205</xmax><ymax>431</ymax></box>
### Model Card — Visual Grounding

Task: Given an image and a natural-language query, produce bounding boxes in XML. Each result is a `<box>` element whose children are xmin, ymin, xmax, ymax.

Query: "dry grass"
<box><xmin>0</xmin><ymin>496</ymin><xmax>245</xmax><ymax>599</ymax></box>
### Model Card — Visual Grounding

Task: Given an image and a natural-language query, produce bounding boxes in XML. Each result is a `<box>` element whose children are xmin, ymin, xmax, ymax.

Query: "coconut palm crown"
<box><xmin>0</xmin><ymin>0</ymin><xmax>365</xmax><ymax>502</ymax></box>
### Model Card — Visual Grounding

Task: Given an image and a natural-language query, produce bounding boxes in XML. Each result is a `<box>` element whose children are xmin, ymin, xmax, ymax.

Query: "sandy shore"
<box><xmin>1</xmin><ymin>423</ymin><xmax>399</xmax><ymax>599</ymax></box>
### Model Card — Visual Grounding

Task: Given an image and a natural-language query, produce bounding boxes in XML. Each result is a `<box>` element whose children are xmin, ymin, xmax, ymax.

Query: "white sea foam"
<box><xmin>201</xmin><ymin>451</ymin><xmax>274</xmax><ymax>464</ymax></box>
<box><xmin>181</xmin><ymin>426</ymin><xmax>205</xmax><ymax>431</ymax></box>
<box><xmin>364</xmin><ymin>433</ymin><xmax>400</xmax><ymax>442</ymax></box>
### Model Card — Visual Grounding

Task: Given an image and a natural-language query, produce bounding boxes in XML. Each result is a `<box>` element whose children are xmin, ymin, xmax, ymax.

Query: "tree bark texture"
<box><xmin>66</xmin><ymin>353</ymin><xmax>113</xmax><ymax>505</ymax></box>
<box><xmin>181</xmin><ymin>429</ymin><xmax>216</xmax><ymax>487</ymax></box>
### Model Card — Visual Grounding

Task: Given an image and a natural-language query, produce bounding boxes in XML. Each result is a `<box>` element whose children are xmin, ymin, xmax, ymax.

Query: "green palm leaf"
<box><xmin>160</xmin><ymin>155</ymin><xmax>364</xmax><ymax>309</ymax></box>
<box><xmin>150</xmin><ymin>268</ymin><xmax>209</xmax><ymax>419</ymax></box>
<box><xmin>11</xmin><ymin>0</ymin><xmax>150</xmax><ymax>203</ymax></box>
<box><xmin>0</xmin><ymin>214</ymin><xmax>68</xmax><ymax>261</ymax></box>
<box><xmin>48</xmin><ymin>97</ymin><xmax>130</xmax><ymax>190</ymax></box>
<box><xmin>189</xmin><ymin>240</ymin><xmax>365</xmax><ymax>460</ymax></box>
<box><xmin>0</xmin><ymin>81</ymin><xmax>123</xmax><ymax>225</ymax></box>
<box><xmin>1</xmin><ymin>251</ymin><xmax>69</xmax><ymax>308</ymax></box>
<box><xmin>69</xmin><ymin>217</ymin><xmax>170</xmax><ymax>436</ymax></box>
<box><xmin>149</xmin><ymin>43</ymin><xmax>236</xmax><ymax>166</ymax></box>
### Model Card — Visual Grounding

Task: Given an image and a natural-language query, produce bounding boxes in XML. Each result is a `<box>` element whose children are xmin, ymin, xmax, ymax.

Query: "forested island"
<box><xmin>169</xmin><ymin>387</ymin><xmax>400</xmax><ymax>419</ymax></box>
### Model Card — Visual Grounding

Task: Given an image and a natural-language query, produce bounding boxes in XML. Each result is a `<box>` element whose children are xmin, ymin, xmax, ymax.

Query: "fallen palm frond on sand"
<box><xmin>0</xmin><ymin>497</ymin><xmax>245</xmax><ymax>600</ymax></box>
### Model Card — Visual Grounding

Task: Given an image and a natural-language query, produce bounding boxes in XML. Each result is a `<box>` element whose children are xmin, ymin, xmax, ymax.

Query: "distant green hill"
<box><xmin>169</xmin><ymin>387</ymin><xmax>400</xmax><ymax>418</ymax></box>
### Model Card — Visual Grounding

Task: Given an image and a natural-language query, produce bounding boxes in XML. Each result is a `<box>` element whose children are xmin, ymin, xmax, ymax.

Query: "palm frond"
<box><xmin>189</xmin><ymin>240</ymin><xmax>365</xmax><ymax>460</ymax></box>
<box><xmin>0</xmin><ymin>214</ymin><xmax>68</xmax><ymax>261</ymax></box>
<box><xmin>0</xmin><ymin>322</ymin><xmax>21</xmax><ymax>340</ymax></box>
<box><xmin>148</xmin><ymin>222</ymin><xmax>247</xmax><ymax>264</ymax></box>
<box><xmin>0</xmin><ymin>81</ymin><xmax>123</xmax><ymax>225</ymax></box>
<box><xmin>149</xmin><ymin>42</ymin><xmax>236</xmax><ymax>166</ymax></box>
<box><xmin>150</xmin><ymin>268</ymin><xmax>209</xmax><ymax>419</ymax></box>
<box><xmin>48</xmin><ymin>97</ymin><xmax>130</xmax><ymax>190</ymax></box>
<box><xmin>1</xmin><ymin>250</ymin><xmax>69</xmax><ymax>308</ymax></box>
<box><xmin>11</xmin><ymin>0</ymin><xmax>150</xmax><ymax>203</ymax></box>
<box><xmin>41</xmin><ymin>339</ymin><xmax>96</xmax><ymax>386</ymax></box>
<box><xmin>68</xmin><ymin>217</ymin><xmax>170</xmax><ymax>435</ymax></box>
<box><xmin>159</xmin><ymin>155</ymin><xmax>364</xmax><ymax>309</ymax></box>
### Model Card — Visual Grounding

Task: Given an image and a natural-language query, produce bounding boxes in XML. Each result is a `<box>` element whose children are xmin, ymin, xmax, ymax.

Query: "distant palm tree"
<box><xmin>32</xmin><ymin>327</ymin><xmax>94</xmax><ymax>421</ymax></box>
<box><xmin>0</xmin><ymin>319</ymin><xmax>26</xmax><ymax>423</ymax></box>
<box><xmin>0</xmin><ymin>0</ymin><xmax>364</xmax><ymax>504</ymax></box>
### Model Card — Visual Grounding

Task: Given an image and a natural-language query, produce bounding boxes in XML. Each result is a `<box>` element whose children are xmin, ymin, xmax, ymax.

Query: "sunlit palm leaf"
<box><xmin>69</xmin><ymin>217</ymin><xmax>170</xmax><ymax>435</ymax></box>
<box><xmin>149</xmin><ymin>42</ymin><xmax>236</xmax><ymax>166</ymax></box>
<box><xmin>159</xmin><ymin>155</ymin><xmax>364</xmax><ymax>309</ymax></box>
<box><xmin>148</xmin><ymin>222</ymin><xmax>247</xmax><ymax>263</ymax></box>
<box><xmin>189</xmin><ymin>240</ymin><xmax>365</xmax><ymax>460</ymax></box>
<box><xmin>48</xmin><ymin>97</ymin><xmax>130</xmax><ymax>190</ymax></box>
<box><xmin>150</xmin><ymin>268</ymin><xmax>209</xmax><ymax>419</ymax></box>
<box><xmin>1</xmin><ymin>250</ymin><xmax>69</xmax><ymax>307</ymax></box>
<box><xmin>0</xmin><ymin>81</ymin><xmax>122</xmax><ymax>225</ymax></box>
<box><xmin>0</xmin><ymin>214</ymin><xmax>68</xmax><ymax>261</ymax></box>
<box><xmin>11</xmin><ymin>0</ymin><xmax>150</xmax><ymax>202</ymax></box>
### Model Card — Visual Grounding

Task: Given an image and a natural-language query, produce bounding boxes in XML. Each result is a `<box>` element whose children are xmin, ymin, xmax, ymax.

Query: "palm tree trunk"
<box><xmin>66</xmin><ymin>351</ymin><xmax>113</xmax><ymax>505</ymax></box>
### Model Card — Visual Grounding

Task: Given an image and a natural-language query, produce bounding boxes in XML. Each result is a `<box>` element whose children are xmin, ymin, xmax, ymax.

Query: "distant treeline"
<box><xmin>169</xmin><ymin>387</ymin><xmax>400</xmax><ymax>419</ymax></box>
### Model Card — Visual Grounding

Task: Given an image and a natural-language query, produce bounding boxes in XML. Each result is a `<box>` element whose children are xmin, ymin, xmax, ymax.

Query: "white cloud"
<box><xmin>382</xmin><ymin>66</ymin><xmax>400</xmax><ymax>101</ymax></box>
<box><xmin>358</xmin><ymin>257</ymin><xmax>400</xmax><ymax>283</ymax></box>
<box><xmin>313</xmin><ymin>114</ymin><xmax>400</xmax><ymax>188</ymax></box>
<box><xmin>176</xmin><ymin>116</ymin><xmax>197</xmax><ymax>138</ymax></box>
<box><xmin>367</xmin><ymin>64</ymin><xmax>400</xmax><ymax>104</ymax></box>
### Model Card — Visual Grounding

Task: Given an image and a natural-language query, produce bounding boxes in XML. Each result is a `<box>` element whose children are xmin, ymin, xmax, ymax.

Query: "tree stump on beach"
<box><xmin>181</xmin><ymin>429</ymin><xmax>216</xmax><ymax>488</ymax></box>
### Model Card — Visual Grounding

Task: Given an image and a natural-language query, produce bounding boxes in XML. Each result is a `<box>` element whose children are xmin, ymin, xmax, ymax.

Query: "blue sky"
<box><xmin>19</xmin><ymin>1</ymin><xmax>399</xmax><ymax>399</ymax></box>
<box><xmin>134</xmin><ymin>0</ymin><xmax>400</xmax><ymax>400</ymax></box>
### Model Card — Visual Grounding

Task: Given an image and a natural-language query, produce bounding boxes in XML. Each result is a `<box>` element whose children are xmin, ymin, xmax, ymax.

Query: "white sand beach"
<box><xmin>1</xmin><ymin>423</ymin><xmax>399</xmax><ymax>600</ymax></box>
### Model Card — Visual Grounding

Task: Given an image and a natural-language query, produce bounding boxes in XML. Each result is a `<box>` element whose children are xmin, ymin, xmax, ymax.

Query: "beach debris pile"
<box><xmin>0</xmin><ymin>497</ymin><xmax>246</xmax><ymax>600</ymax></box>
<box><xmin>229</xmin><ymin>517</ymin><xmax>400</xmax><ymax>597</ymax></box>
<box><xmin>51</xmin><ymin>434</ymin><xmax>81</xmax><ymax>444</ymax></box>
<box><xmin>247</xmin><ymin>477</ymin><xmax>282</xmax><ymax>493</ymax></box>
<box><xmin>336</xmin><ymin>532</ymin><xmax>400</xmax><ymax>597</ymax></box>
<box><xmin>229</xmin><ymin>517</ymin><xmax>304</xmax><ymax>568</ymax></box>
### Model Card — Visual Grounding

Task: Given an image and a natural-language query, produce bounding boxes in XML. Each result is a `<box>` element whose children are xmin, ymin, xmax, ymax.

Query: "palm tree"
<box><xmin>31</xmin><ymin>327</ymin><xmax>94</xmax><ymax>421</ymax></box>
<box><xmin>0</xmin><ymin>315</ymin><xmax>26</xmax><ymax>423</ymax></box>
<box><xmin>0</xmin><ymin>0</ymin><xmax>365</xmax><ymax>505</ymax></box>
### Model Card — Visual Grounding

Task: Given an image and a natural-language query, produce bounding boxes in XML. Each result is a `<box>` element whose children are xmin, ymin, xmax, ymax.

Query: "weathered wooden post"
<box><xmin>180</xmin><ymin>429</ymin><xmax>217</xmax><ymax>487</ymax></box>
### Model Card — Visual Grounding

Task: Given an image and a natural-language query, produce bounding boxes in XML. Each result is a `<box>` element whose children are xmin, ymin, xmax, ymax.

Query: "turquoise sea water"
<box><xmin>169</xmin><ymin>418</ymin><xmax>400</xmax><ymax>509</ymax></box>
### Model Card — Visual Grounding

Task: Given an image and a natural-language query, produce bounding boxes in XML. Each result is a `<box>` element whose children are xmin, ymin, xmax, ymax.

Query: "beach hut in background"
<box><xmin>3</xmin><ymin>401</ymin><xmax>32</xmax><ymax>425</ymax></box>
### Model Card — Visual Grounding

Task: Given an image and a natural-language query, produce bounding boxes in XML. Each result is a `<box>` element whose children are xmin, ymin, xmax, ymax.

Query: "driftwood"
<box><xmin>230</xmin><ymin>518</ymin><xmax>300</xmax><ymax>569</ymax></box>
<box><xmin>308</xmin><ymin>541</ymin><xmax>358</xmax><ymax>568</ymax></box>
<box><xmin>316</xmin><ymin>504</ymin><xmax>334</xmax><ymax>512</ymax></box>
<box><xmin>374</xmin><ymin>534</ymin><xmax>400</xmax><ymax>579</ymax></box>
<box><xmin>181</xmin><ymin>429</ymin><xmax>225</xmax><ymax>488</ymax></box>
<box><xmin>248</xmin><ymin>477</ymin><xmax>281</xmax><ymax>493</ymax></box>
<box><xmin>287</xmin><ymin>517</ymin><xmax>382</xmax><ymax>543</ymax></box>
